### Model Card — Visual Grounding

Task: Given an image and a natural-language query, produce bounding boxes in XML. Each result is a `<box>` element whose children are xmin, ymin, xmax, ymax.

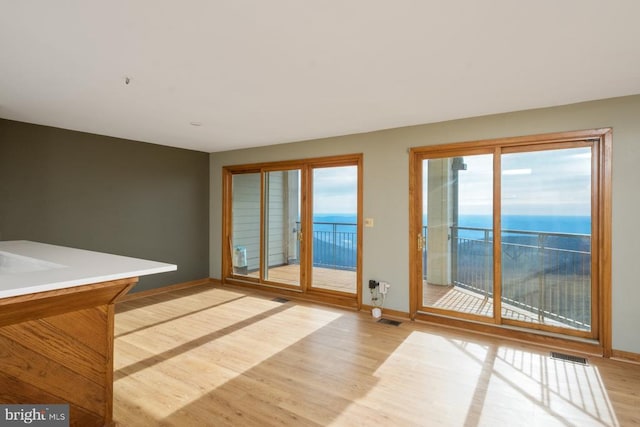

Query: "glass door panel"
<box><xmin>310</xmin><ymin>166</ymin><xmax>358</xmax><ymax>293</ymax></box>
<box><xmin>422</xmin><ymin>154</ymin><xmax>494</xmax><ymax>318</ymax></box>
<box><xmin>501</xmin><ymin>147</ymin><xmax>592</xmax><ymax>331</ymax></box>
<box><xmin>231</xmin><ymin>173</ymin><xmax>261</xmax><ymax>279</ymax></box>
<box><xmin>264</xmin><ymin>169</ymin><xmax>302</xmax><ymax>286</ymax></box>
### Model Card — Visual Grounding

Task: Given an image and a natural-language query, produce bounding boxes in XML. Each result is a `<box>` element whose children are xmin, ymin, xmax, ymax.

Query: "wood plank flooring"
<box><xmin>113</xmin><ymin>284</ymin><xmax>640</xmax><ymax>426</ymax></box>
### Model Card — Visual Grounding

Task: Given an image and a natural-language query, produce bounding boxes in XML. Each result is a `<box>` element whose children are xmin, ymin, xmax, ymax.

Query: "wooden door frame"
<box><xmin>222</xmin><ymin>154</ymin><xmax>364</xmax><ymax>310</ymax></box>
<box><xmin>409</xmin><ymin>128</ymin><xmax>612</xmax><ymax>356</ymax></box>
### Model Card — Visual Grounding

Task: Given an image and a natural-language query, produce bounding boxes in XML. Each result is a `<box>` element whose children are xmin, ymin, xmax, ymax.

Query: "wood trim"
<box><xmin>414</xmin><ymin>311</ymin><xmax>603</xmax><ymax>356</ymax></box>
<box><xmin>105</xmin><ymin>303</ymin><xmax>115</xmax><ymax>425</ymax></box>
<box><xmin>222</xmin><ymin>153</ymin><xmax>364</xmax><ymax>303</ymax></box>
<box><xmin>408</xmin><ymin>128</ymin><xmax>612</xmax><ymax>354</ymax></box>
<box><xmin>600</xmin><ymin>129</ymin><xmax>613</xmax><ymax>357</ymax></box>
<box><xmin>0</xmin><ymin>278</ymin><xmax>138</xmax><ymax>327</ymax></box>
<box><xmin>301</xmin><ymin>164</ymin><xmax>310</xmax><ymax>292</ymax></box>
<box><xmin>221</xmin><ymin>167</ymin><xmax>234</xmax><ymax>282</ymax></box>
<box><xmin>111</xmin><ymin>281</ymin><xmax>138</xmax><ymax>304</ymax></box>
<box><xmin>356</xmin><ymin>154</ymin><xmax>364</xmax><ymax>309</ymax></box>
<box><xmin>117</xmin><ymin>278</ymin><xmax>211</xmax><ymax>303</ymax></box>
<box><xmin>0</xmin><ymin>277</ymin><xmax>137</xmax><ymax>426</ymax></box>
<box><xmin>224</xmin><ymin>153</ymin><xmax>364</xmax><ymax>174</ymax></box>
<box><xmin>408</xmin><ymin>147</ymin><xmax>420</xmax><ymax>319</ymax></box>
<box><xmin>502</xmin><ymin>317</ymin><xmax>594</xmax><ymax>339</ymax></box>
<box><xmin>611</xmin><ymin>349</ymin><xmax>640</xmax><ymax>365</ymax></box>
<box><xmin>409</xmin><ymin>128</ymin><xmax>612</xmax><ymax>156</ymax></box>
<box><xmin>590</xmin><ymin>140</ymin><xmax>601</xmax><ymax>342</ymax></box>
<box><xmin>0</xmin><ymin>278</ymin><xmax>135</xmax><ymax>307</ymax></box>
<box><xmin>259</xmin><ymin>165</ymin><xmax>266</xmax><ymax>286</ymax></box>
<box><xmin>217</xmin><ymin>279</ymin><xmax>359</xmax><ymax>310</ymax></box>
<box><xmin>501</xmin><ymin>139</ymin><xmax>594</xmax><ymax>155</ymax></box>
<box><xmin>304</xmin><ymin>155</ymin><xmax>364</xmax><ymax>306</ymax></box>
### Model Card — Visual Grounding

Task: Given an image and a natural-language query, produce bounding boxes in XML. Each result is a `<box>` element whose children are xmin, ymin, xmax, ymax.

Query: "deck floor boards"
<box><xmin>244</xmin><ymin>264</ymin><xmax>356</xmax><ymax>293</ymax></box>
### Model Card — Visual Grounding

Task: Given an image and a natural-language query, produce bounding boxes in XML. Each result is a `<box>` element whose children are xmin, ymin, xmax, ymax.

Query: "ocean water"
<box><xmin>459</xmin><ymin>214</ymin><xmax>591</xmax><ymax>234</ymax></box>
<box><xmin>310</xmin><ymin>213</ymin><xmax>591</xmax><ymax>269</ymax></box>
<box><xmin>312</xmin><ymin>214</ymin><xmax>591</xmax><ymax>234</ymax></box>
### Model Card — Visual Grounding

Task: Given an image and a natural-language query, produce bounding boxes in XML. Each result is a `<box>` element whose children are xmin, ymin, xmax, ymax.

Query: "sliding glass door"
<box><xmin>224</xmin><ymin>155</ymin><xmax>362</xmax><ymax>300</ymax></box>
<box><xmin>500</xmin><ymin>147</ymin><xmax>592</xmax><ymax>331</ymax></box>
<box><xmin>421</xmin><ymin>153</ymin><xmax>494</xmax><ymax>319</ymax></box>
<box><xmin>264</xmin><ymin>169</ymin><xmax>302</xmax><ymax>286</ymax></box>
<box><xmin>410</xmin><ymin>129</ymin><xmax>611</xmax><ymax>343</ymax></box>
<box><xmin>230</xmin><ymin>172</ymin><xmax>261</xmax><ymax>279</ymax></box>
<box><xmin>310</xmin><ymin>165</ymin><xmax>358</xmax><ymax>293</ymax></box>
<box><xmin>229</xmin><ymin>168</ymin><xmax>302</xmax><ymax>288</ymax></box>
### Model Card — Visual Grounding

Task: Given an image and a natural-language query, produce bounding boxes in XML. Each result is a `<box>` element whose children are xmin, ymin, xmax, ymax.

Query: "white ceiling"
<box><xmin>1</xmin><ymin>1</ymin><xmax>639</xmax><ymax>153</ymax></box>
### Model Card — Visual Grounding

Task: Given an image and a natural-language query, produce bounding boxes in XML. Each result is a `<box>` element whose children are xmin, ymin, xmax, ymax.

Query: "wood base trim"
<box><xmin>611</xmin><ymin>349</ymin><xmax>640</xmax><ymax>364</ymax></box>
<box><xmin>360</xmin><ymin>304</ymin><xmax>411</xmax><ymax>320</ymax></box>
<box><xmin>117</xmin><ymin>278</ymin><xmax>211</xmax><ymax>302</ymax></box>
<box><xmin>414</xmin><ymin>311</ymin><xmax>603</xmax><ymax>357</ymax></box>
<box><xmin>215</xmin><ymin>279</ymin><xmax>359</xmax><ymax>310</ymax></box>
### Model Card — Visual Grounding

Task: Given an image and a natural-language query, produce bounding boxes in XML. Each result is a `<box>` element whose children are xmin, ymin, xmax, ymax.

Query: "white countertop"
<box><xmin>0</xmin><ymin>240</ymin><xmax>177</xmax><ymax>299</ymax></box>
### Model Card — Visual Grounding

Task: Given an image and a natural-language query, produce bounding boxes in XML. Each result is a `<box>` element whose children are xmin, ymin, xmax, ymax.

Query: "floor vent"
<box><xmin>550</xmin><ymin>352</ymin><xmax>588</xmax><ymax>365</ymax></box>
<box><xmin>377</xmin><ymin>318</ymin><xmax>402</xmax><ymax>326</ymax></box>
<box><xmin>271</xmin><ymin>297</ymin><xmax>289</xmax><ymax>303</ymax></box>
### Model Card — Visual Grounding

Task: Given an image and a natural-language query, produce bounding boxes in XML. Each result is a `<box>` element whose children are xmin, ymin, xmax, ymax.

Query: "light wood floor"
<box><xmin>113</xmin><ymin>284</ymin><xmax>640</xmax><ymax>426</ymax></box>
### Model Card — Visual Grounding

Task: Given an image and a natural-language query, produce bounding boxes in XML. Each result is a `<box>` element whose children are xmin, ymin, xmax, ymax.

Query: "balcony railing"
<box><xmin>422</xmin><ymin>225</ymin><xmax>592</xmax><ymax>330</ymax></box>
<box><xmin>302</xmin><ymin>221</ymin><xmax>591</xmax><ymax>329</ymax></box>
<box><xmin>296</xmin><ymin>222</ymin><xmax>357</xmax><ymax>271</ymax></box>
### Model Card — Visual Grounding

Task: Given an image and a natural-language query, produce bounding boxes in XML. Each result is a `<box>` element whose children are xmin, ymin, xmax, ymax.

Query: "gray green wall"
<box><xmin>210</xmin><ymin>95</ymin><xmax>640</xmax><ymax>354</ymax></box>
<box><xmin>0</xmin><ymin>119</ymin><xmax>209</xmax><ymax>293</ymax></box>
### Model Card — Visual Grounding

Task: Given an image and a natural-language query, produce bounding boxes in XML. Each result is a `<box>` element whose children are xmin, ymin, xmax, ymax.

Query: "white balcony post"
<box><xmin>426</xmin><ymin>158</ymin><xmax>453</xmax><ymax>286</ymax></box>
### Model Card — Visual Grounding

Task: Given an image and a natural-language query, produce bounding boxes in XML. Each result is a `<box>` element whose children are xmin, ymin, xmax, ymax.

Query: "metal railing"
<box><xmin>423</xmin><ymin>225</ymin><xmax>592</xmax><ymax>330</ymax></box>
<box><xmin>296</xmin><ymin>222</ymin><xmax>357</xmax><ymax>271</ymax></box>
<box><xmin>301</xmin><ymin>221</ymin><xmax>591</xmax><ymax>329</ymax></box>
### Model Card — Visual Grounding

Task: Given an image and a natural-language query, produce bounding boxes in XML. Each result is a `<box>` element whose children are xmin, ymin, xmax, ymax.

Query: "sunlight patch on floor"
<box><xmin>329</xmin><ymin>331</ymin><xmax>487</xmax><ymax>426</ymax></box>
<box><xmin>114</xmin><ymin>298</ymin><xmax>342</xmax><ymax>421</ymax></box>
<box><xmin>486</xmin><ymin>348</ymin><xmax>619</xmax><ymax>426</ymax></box>
<box><xmin>329</xmin><ymin>331</ymin><xmax>618</xmax><ymax>427</ymax></box>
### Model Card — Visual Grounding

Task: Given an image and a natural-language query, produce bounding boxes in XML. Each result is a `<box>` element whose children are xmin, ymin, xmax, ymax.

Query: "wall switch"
<box><xmin>364</xmin><ymin>218</ymin><xmax>374</xmax><ymax>227</ymax></box>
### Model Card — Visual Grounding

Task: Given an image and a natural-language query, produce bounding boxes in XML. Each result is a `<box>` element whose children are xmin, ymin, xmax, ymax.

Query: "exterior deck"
<box><xmin>247</xmin><ymin>265</ymin><xmax>575</xmax><ymax>328</ymax></box>
<box><xmin>246</xmin><ymin>264</ymin><xmax>357</xmax><ymax>294</ymax></box>
<box><xmin>239</xmin><ymin>221</ymin><xmax>590</xmax><ymax>331</ymax></box>
<box><xmin>423</xmin><ymin>282</ymin><xmax>572</xmax><ymax>327</ymax></box>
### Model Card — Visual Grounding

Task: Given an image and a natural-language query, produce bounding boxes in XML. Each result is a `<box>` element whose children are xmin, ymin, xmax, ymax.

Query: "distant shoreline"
<box><xmin>312</xmin><ymin>213</ymin><xmax>591</xmax><ymax>234</ymax></box>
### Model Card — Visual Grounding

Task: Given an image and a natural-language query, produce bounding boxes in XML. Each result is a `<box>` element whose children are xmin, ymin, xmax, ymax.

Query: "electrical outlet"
<box><xmin>368</xmin><ymin>280</ymin><xmax>379</xmax><ymax>289</ymax></box>
<box><xmin>379</xmin><ymin>282</ymin><xmax>390</xmax><ymax>294</ymax></box>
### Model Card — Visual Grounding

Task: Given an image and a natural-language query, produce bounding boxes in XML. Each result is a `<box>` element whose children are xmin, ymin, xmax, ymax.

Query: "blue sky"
<box><xmin>309</xmin><ymin>147</ymin><xmax>592</xmax><ymax>217</ymax></box>
<box><xmin>313</xmin><ymin>166</ymin><xmax>358</xmax><ymax>214</ymax></box>
<box><xmin>424</xmin><ymin>146</ymin><xmax>592</xmax><ymax>217</ymax></box>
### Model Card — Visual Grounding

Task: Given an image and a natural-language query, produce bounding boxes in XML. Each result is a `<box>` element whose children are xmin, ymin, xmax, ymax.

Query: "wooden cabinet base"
<box><xmin>0</xmin><ymin>278</ymin><xmax>137</xmax><ymax>427</ymax></box>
